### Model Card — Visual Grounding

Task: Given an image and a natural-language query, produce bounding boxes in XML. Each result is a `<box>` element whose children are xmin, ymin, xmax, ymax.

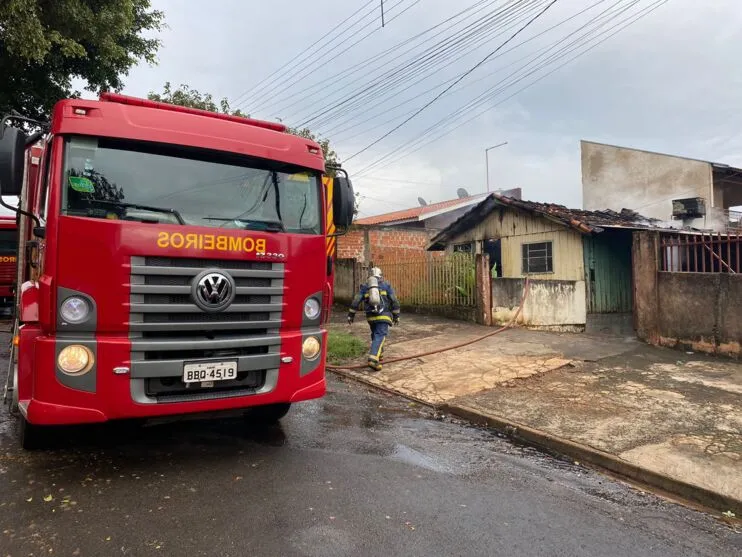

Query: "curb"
<box><xmin>331</xmin><ymin>369</ymin><xmax>742</xmax><ymax>517</ymax></box>
<box><xmin>441</xmin><ymin>403</ymin><xmax>742</xmax><ymax>517</ymax></box>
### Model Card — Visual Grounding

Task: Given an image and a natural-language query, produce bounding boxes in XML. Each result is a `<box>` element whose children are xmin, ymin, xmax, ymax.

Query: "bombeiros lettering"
<box><xmin>157</xmin><ymin>232</ymin><xmax>266</xmax><ymax>253</ymax></box>
<box><xmin>0</xmin><ymin>256</ymin><xmax>16</xmax><ymax>263</ymax></box>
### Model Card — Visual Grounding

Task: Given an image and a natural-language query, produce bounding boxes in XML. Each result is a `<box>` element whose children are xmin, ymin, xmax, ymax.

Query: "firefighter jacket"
<box><xmin>348</xmin><ymin>280</ymin><xmax>401</xmax><ymax>324</ymax></box>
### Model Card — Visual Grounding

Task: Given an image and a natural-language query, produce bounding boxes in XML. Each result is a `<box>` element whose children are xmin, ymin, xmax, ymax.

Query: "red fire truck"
<box><xmin>0</xmin><ymin>216</ymin><xmax>18</xmax><ymax>308</ymax></box>
<box><xmin>0</xmin><ymin>93</ymin><xmax>354</xmax><ymax>448</ymax></box>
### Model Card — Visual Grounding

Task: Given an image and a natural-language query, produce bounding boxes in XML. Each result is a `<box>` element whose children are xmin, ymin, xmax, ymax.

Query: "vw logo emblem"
<box><xmin>191</xmin><ymin>269</ymin><xmax>236</xmax><ymax>312</ymax></box>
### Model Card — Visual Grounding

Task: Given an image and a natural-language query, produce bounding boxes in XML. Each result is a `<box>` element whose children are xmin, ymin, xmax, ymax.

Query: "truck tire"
<box><xmin>246</xmin><ymin>403</ymin><xmax>291</xmax><ymax>424</ymax></box>
<box><xmin>19</xmin><ymin>417</ymin><xmax>50</xmax><ymax>450</ymax></box>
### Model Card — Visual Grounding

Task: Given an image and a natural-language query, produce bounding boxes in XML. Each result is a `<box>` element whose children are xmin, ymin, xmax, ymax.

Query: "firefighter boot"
<box><xmin>367</xmin><ymin>357</ymin><xmax>382</xmax><ymax>372</ymax></box>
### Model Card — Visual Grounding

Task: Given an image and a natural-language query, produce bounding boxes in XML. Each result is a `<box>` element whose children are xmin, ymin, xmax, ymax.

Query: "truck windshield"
<box><xmin>61</xmin><ymin>136</ymin><xmax>322</xmax><ymax>234</ymax></box>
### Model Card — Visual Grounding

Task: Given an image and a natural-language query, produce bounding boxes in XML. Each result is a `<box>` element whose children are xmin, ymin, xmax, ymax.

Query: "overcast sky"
<box><xmin>55</xmin><ymin>0</ymin><xmax>742</xmax><ymax>218</ymax></box>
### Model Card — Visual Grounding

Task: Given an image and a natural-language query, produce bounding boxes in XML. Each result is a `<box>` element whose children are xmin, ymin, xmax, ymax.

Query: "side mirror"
<box><xmin>0</xmin><ymin>125</ymin><xmax>26</xmax><ymax>197</ymax></box>
<box><xmin>332</xmin><ymin>175</ymin><xmax>355</xmax><ymax>230</ymax></box>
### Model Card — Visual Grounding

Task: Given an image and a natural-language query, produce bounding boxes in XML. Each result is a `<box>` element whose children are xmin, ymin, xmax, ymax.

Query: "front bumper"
<box><xmin>21</xmin><ymin>329</ymin><xmax>327</xmax><ymax>425</ymax></box>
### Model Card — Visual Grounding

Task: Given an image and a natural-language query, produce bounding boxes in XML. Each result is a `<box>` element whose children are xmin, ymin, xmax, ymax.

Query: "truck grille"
<box><xmin>0</xmin><ymin>262</ymin><xmax>15</xmax><ymax>283</ymax></box>
<box><xmin>128</xmin><ymin>256</ymin><xmax>284</xmax><ymax>403</ymax></box>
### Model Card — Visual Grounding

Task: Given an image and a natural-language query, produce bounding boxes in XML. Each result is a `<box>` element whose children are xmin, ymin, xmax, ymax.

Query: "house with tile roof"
<box><xmin>426</xmin><ymin>192</ymin><xmax>674</xmax><ymax>333</ymax></box>
<box><xmin>337</xmin><ymin>188</ymin><xmax>522</xmax><ymax>264</ymax></box>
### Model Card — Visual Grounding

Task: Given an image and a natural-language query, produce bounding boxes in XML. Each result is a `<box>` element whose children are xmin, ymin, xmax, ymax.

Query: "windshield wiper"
<box><xmin>205</xmin><ymin>217</ymin><xmax>285</xmax><ymax>232</ymax></box>
<box><xmin>88</xmin><ymin>200</ymin><xmax>185</xmax><ymax>225</ymax></box>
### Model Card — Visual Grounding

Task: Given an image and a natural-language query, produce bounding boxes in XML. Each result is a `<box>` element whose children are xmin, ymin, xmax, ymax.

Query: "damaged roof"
<box><xmin>428</xmin><ymin>193</ymin><xmax>663</xmax><ymax>250</ymax></box>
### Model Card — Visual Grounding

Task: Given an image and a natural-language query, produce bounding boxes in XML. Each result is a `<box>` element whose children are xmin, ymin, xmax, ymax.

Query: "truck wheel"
<box><xmin>246</xmin><ymin>403</ymin><xmax>291</xmax><ymax>424</ymax></box>
<box><xmin>19</xmin><ymin>417</ymin><xmax>50</xmax><ymax>451</ymax></box>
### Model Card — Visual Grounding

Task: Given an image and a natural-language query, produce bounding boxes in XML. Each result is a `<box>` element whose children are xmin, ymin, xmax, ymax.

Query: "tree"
<box><xmin>147</xmin><ymin>82</ymin><xmax>247</xmax><ymax>117</ymax></box>
<box><xmin>285</xmin><ymin>126</ymin><xmax>339</xmax><ymax>171</ymax></box>
<box><xmin>0</xmin><ymin>1</ymin><xmax>164</xmax><ymax>122</ymax></box>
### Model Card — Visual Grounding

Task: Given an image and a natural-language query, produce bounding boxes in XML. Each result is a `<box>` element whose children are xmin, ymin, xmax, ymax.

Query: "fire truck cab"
<box><xmin>0</xmin><ymin>94</ymin><xmax>354</xmax><ymax>448</ymax></box>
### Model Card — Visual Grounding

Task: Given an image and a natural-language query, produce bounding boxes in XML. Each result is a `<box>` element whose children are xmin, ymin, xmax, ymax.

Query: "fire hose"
<box><xmin>327</xmin><ymin>277</ymin><xmax>530</xmax><ymax>371</ymax></box>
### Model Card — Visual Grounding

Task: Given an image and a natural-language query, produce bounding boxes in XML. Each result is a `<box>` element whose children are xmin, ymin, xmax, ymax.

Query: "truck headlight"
<box><xmin>60</xmin><ymin>296</ymin><xmax>90</xmax><ymax>324</ymax></box>
<box><xmin>302</xmin><ymin>336</ymin><xmax>321</xmax><ymax>361</ymax></box>
<box><xmin>57</xmin><ymin>345</ymin><xmax>93</xmax><ymax>375</ymax></box>
<box><xmin>303</xmin><ymin>297</ymin><xmax>321</xmax><ymax>320</ymax></box>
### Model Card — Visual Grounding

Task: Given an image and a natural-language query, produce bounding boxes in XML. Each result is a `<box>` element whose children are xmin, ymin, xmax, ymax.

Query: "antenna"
<box><xmin>417</xmin><ymin>197</ymin><xmax>428</xmax><ymax>206</ymax></box>
<box><xmin>456</xmin><ymin>188</ymin><xmax>469</xmax><ymax>199</ymax></box>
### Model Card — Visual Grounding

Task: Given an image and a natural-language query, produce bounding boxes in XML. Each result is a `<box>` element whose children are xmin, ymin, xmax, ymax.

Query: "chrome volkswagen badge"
<box><xmin>192</xmin><ymin>269</ymin><xmax>236</xmax><ymax>312</ymax></box>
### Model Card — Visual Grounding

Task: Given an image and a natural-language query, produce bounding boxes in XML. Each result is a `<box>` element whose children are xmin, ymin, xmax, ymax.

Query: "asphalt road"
<box><xmin>0</xmin><ymin>372</ymin><xmax>739</xmax><ymax>557</ymax></box>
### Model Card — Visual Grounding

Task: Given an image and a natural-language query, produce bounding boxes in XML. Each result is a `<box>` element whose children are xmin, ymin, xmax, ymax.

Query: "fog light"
<box><xmin>60</xmin><ymin>296</ymin><xmax>90</xmax><ymax>324</ymax></box>
<box><xmin>302</xmin><ymin>336</ymin><xmax>321</xmax><ymax>361</ymax></box>
<box><xmin>57</xmin><ymin>345</ymin><xmax>93</xmax><ymax>375</ymax></box>
<box><xmin>303</xmin><ymin>297</ymin><xmax>321</xmax><ymax>320</ymax></box>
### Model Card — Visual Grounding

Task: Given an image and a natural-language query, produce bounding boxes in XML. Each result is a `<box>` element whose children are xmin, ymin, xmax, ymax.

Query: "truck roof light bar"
<box><xmin>99</xmin><ymin>92</ymin><xmax>287</xmax><ymax>133</ymax></box>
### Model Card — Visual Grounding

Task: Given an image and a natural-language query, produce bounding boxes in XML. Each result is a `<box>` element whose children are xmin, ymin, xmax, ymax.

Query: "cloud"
<box><xmin>109</xmin><ymin>0</ymin><xmax>742</xmax><ymax>216</ymax></box>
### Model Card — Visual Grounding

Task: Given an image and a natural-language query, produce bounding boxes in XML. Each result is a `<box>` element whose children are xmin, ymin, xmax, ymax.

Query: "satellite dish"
<box><xmin>457</xmin><ymin>188</ymin><xmax>469</xmax><ymax>199</ymax></box>
<box><xmin>417</xmin><ymin>197</ymin><xmax>428</xmax><ymax>206</ymax></box>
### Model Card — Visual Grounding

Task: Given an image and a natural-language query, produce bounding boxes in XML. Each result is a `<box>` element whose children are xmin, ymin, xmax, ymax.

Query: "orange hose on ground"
<box><xmin>329</xmin><ymin>277</ymin><xmax>530</xmax><ymax>371</ymax></box>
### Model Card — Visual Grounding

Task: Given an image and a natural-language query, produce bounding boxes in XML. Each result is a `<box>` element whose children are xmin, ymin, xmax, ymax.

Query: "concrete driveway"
<box><xmin>329</xmin><ymin>310</ymin><xmax>742</xmax><ymax>514</ymax></box>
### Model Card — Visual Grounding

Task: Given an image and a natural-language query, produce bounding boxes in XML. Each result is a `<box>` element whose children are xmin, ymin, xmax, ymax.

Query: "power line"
<box><xmin>242</xmin><ymin>0</ymin><xmax>419</xmax><ymax>114</ymax></box>
<box><xmin>309</xmin><ymin>0</ymin><xmax>547</xmax><ymax>131</ymax></box>
<box><xmin>355</xmin><ymin>0</ymin><xmax>647</xmax><ymax>175</ymax></box>
<box><xmin>355</xmin><ymin>0</ymin><xmax>640</xmax><ymax>173</ymax></box>
<box><xmin>257</xmin><ymin>0</ymin><xmax>497</xmax><ymax>118</ymax></box>
<box><xmin>240</xmin><ymin>0</ymin><xmax>386</xmax><ymax>110</ymax></box>
<box><xmin>296</xmin><ymin>0</ymin><xmax>538</xmax><ymax>128</ymax></box>
<box><xmin>345</xmin><ymin>0</ymin><xmax>559</xmax><ymax>163</ymax></box>
<box><xmin>356</xmin><ymin>176</ymin><xmax>456</xmax><ymax>186</ymax></box>
<box><xmin>324</xmin><ymin>0</ymin><xmax>615</xmax><ymax>140</ymax></box>
<box><xmin>230</xmin><ymin>0</ymin><xmax>377</xmax><ymax>108</ymax></box>
<box><xmin>354</xmin><ymin>0</ymin><xmax>670</xmax><ymax>176</ymax></box>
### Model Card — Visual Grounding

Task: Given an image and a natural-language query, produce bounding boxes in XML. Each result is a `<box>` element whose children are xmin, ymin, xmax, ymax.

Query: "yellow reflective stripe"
<box><xmin>380</xmin><ymin>290</ymin><xmax>388</xmax><ymax>296</ymax></box>
<box><xmin>375</xmin><ymin>337</ymin><xmax>386</xmax><ymax>358</ymax></box>
<box><xmin>367</xmin><ymin>315</ymin><xmax>393</xmax><ymax>323</ymax></box>
<box><xmin>368</xmin><ymin>354</ymin><xmax>379</xmax><ymax>362</ymax></box>
<box><xmin>348</xmin><ymin>309</ymin><xmax>356</xmax><ymax>314</ymax></box>
<box><xmin>324</xmin><ymin>175</ymin><xmax>335</xmax><ymax>255</ymax></box>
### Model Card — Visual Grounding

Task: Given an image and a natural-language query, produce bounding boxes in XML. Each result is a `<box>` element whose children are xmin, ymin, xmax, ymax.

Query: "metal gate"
<box><xmin>583</xmin><ymin>231</ymin><xmax>632</xmax><ymax>313</ymax></box>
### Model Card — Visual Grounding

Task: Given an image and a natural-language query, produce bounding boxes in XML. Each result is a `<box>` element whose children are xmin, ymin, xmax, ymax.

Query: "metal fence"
<box><xmin>333</xmin><ymin>252</ymin><xmax>477</xmax><ymax>308</ymax></box>
<box><xmin>379</xmin><ymin>252</ymin><xmax>477</xmax><ymax>307</ymax></box>
<box><xmin>660</xmin><ymin>233</ymin><xmax>741</xmax><ymax>273</ymax></box>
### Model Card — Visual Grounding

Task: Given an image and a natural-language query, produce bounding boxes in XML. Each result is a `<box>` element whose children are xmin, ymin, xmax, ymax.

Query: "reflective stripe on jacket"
<box><xmin>348</xmin><ymin>280</ymin><xmax>400</xmax><ymax>323</ymax></box>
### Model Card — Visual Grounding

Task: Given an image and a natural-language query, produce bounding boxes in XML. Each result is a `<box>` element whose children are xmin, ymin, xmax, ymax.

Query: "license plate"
<box><xmin>183</xmin><ymin>361</ymin><xmax>238</xmax><ymax>384</ymax></box>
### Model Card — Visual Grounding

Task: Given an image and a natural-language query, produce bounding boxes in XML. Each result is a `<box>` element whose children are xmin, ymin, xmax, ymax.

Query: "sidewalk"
<box><xmin>328</xmin><ymin>310</ymin><xmax>742</xmax><ymax>516</ymax></box>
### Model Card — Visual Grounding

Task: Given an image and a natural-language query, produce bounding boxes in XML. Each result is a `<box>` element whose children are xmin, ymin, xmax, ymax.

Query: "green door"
<box><xmin>583</xmin><ymin>231</ymin><xmax>632</xmax><ymax>313</ymax></box>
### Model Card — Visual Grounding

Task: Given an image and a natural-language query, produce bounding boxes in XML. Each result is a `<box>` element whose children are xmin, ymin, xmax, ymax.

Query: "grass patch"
<box><xmin>327</xmin><ymin>331</ymin><xmax>366</xmax><ymax>363</ymax></box>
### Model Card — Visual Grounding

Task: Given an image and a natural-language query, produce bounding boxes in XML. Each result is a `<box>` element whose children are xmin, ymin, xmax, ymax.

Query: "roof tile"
<box><xmin>354</xmin><ymin>194</ymin><xmax>486</xmax><ymax>226</ymax></box>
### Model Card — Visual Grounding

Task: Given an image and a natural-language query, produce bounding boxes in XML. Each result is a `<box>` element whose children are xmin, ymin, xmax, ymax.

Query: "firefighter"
<box><xmin>347</xmin><ymin>267</ymin><xmax>400</xmax><ymax>372</ymax></box>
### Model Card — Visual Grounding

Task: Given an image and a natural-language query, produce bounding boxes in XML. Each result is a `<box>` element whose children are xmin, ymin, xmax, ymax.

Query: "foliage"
<box><xmin>285</xmin><ymin>125</ymin><xmax>339</xmax><ymax>172</ymax></box>
<box><xmin>147</xmin><ymin>82</ymin><xmax>247</xmax><ymax>117</ymax></box>
<box><xmin>0</xmin><ymin>0</ymin><xmax>164</xmax><ymax>121</ymax></box>
<box><xmin>327</xmin><ymin>331</ymin><xmax>366</xmax><ymax>363</ymax></box>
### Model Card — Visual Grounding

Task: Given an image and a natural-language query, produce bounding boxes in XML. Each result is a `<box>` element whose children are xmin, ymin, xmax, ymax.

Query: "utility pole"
<box><xmin>381</xmin><ymin>0</ymin><xmax>385</xmax><ymax>27</ymax></box>
<box><xmin>485</xmin><ymin>141</ymin><xmax>508</xmax><ymax>193</ymax></box>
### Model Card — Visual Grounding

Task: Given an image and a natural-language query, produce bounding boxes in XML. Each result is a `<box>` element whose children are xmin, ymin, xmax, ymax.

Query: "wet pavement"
<box><xmin>330</xmin><ymin>310</ymin><xmax>742</xmax><ymax>510</ymax></box>
<box><xmin>0</xmin><ymin>372</ymin><xmax>740</xmax><ymax>556</ymax></box>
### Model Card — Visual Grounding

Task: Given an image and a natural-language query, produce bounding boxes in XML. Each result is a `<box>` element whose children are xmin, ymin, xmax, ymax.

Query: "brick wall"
<box><xmin>336</xmin><ymin>228</ymin><xmax>366</xmax><ymax>260</ymax></box>
<box><xmin>336</xmin><ymin>225</ymin><xmax>439</xmax><ymax>263</ymax></box>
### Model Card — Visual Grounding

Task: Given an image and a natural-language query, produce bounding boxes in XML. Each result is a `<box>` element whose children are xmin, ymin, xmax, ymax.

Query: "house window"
<box><xmin>522</xmin><ymin>241</ymin><xmax>553</xmax><ymax>274</ymax></box>
<box><xmin>453</xmin><ymin>243</ymin><xmax>472</xmax><ymax>254</ymax></box>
